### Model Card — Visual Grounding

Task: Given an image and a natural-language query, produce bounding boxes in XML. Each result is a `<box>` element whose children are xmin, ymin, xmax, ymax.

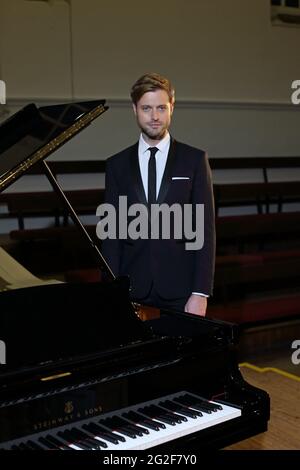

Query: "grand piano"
<box><xmin>0</xmin><ymin>101</ymin><xmax>270</xmax><ymax>451</ymax></box>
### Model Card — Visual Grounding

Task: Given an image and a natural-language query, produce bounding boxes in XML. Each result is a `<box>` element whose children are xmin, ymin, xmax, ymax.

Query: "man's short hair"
<box><xmin>130</xmin><ymin>73</ymin><xmax>175</xmax><ymax>105</ymax></box>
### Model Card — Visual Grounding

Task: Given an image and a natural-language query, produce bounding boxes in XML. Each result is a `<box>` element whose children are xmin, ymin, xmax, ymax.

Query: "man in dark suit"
<box><xmin>101</xmin><ymin>73</ymin><xmax>215</xmax><ymax>316</ymax></box>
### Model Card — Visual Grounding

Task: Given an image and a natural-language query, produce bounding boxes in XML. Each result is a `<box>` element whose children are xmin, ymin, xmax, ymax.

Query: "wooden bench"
<box><xmin>0</xmin><ymin>160</ymin><xmax>106</xmax><ymax>229</ymax></box>
<box><xmin>210</xmin><ymin>156</ymin><xmax>300</xmax><ymax>214</ymax></box>
<box><xmin>0</xmin><ymin>189</ymin><xmax>104</xmax><ymax>229</ymax></box>
<box><xmin>7</xmin><ymin>225</ymin><xmax>101</xmax><ymax>276</ymax></box>
<box><xmin>214</xmin><ymin>181</ymin><xmax>300</xmax><ymax>214</ymax></box>
<box><xmin>216</xmin><ymin>211</ymin><xmax>300</xmax><ymax>254</ymax></box>
<box><xmin>1</xmin><ymin>156</ymin><xmax>300</xmax><ymax>228</ymax></box>
<box><xmin>1</xmin><ymin>157</ymin><xmax>300</xmax><ymax>329</ymax></box>
<box><xmin>207</xmin><ymin>211</ymin><xmax>300</xmax><ymax>326</ymax></box>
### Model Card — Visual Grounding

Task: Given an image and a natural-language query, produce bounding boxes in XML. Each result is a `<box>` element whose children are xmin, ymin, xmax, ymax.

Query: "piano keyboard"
<box><xmin>2</xmin><ymin>391</ymin><xmax>241</xmax><ymax>450</ymax></box>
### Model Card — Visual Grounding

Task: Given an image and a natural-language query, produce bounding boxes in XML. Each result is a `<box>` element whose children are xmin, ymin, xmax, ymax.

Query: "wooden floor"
<box><xmin>225</xmin><ymin>364</ymin><xmax>300</xmax><ymax>450</ymax></box>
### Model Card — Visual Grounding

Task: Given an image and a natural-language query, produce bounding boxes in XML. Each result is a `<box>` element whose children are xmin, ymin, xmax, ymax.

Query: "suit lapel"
<box><xmin>129</xmin><ymin>142</ymin><xmax>148</xmax><ymax>205</ymax></box>
<box><xmin>157</xmin><ymin>137</ymin><xmax>177</xmax><ymax>204</ymax></box>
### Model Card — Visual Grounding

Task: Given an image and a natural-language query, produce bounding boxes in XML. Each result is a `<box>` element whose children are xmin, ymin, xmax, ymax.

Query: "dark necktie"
<box><xmin>148</xmin><ymin>147</ymin><xmax>158</xmax><ymax>205</ymax></box>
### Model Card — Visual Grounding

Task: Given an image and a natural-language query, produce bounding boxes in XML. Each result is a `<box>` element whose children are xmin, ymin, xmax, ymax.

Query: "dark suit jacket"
<box><xmin>101</xmin><ymin>138</ymin><xmax>215</xmax><ymax>300</ymax></box>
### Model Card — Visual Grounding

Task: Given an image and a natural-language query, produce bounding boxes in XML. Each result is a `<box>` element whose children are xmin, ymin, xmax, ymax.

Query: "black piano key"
<box><xmin>195</xmin><ymin>402</ymin><xmax>218</xmax><ymax>412</ymax></box>
<box><xmin>135</xmin><ymin>412</ymin><xmax>166</xmax><ymax>429</ymax></box>
<box><xmin>179</xmin><ymin>394</ymin><xmax>220</xmax><ymax>412</ymax></box>
<box><xmin>71</xmin><ymin>437</ymin><xmax>95</xmax><ymax>450</ymax></box>
<box><xmin>57</xmin><ymin>430</ymin><xmax>90</xmax><ymax>450</ymax></box>
<box><xmin>44</xmin><ymin>435</ymin><xmax>71</xmax><ymax>450</ymax></box>
<box><xmin>183</xmin><ymin>395</ymin><xmax>223</xmax><ymax>411</ymax></box>
<box><xmin>191</xmin><ymin>404</ymin><xmax>212</xmax><ymax>414</ymax></box>
<box><xmin>38</xmin><ymin>437</ymin><xmax>60</xmax><ymax>450</ymax></box>
<box><xmin>198</xmin><ymin>400</ymin><xmax>222</xmax><ymax>411</ymax></box>
<box><xmin>156</xmin><ymin>405</ymin><xmax>184</xmax><ymax>423</ymax></box>
<box><xmin>141</xmin><ymin>404</ymin><xmax>180</xmax><ymax>424</ymax></box>
<box><xmin>108</xmin><ymin>416</ymin><xmax>146</xmax><ymax>436</ymax></box>
<box><xmin>185</xmin><ymin>398</ymin><xmax>219</xmax><ymax>412</ymax></box>
<box><xmin>82</xmin><ymin>423</ymin><xmax>120</xmax><ymax>445</ymax></box>
<box><xmin>107</xmin><ymin>427</ymin><xmax>136</xmax><ymax>439</ymax></box>
<box><xmin>103</xmin><ymin>416</ymin><xmax>139</xmax><ymax>438</ymax></box>
<box><xmin>101</xmin><ymin>417</ymin><xmax>137</xmax><ymax>439</ymax></box>
<box><xmin>174</xmin><ymin>395</ymin><xmax>210</xmax><ymax>413</ymax></box>
<box><xmin>188</xmin><ymin>395</ymin><xmax>223</xmax><ymax>411</ymax></box>
<box><xmin>96</xmin><ymin>422</ymin><xmax>126</xmax><ymax>442</ymax></box>
<box><xmin>26</xmin><ymin>440</ymin><xmax>45</xmax><ymax>450</ymax></box>
<box><xmin>182</xmin><ymin>393</ymin><xmax>215</xmax><ymax>406</ymax></box>
<box><xmin>70</xmin><ymin>427</ymin><xmax>107</xmax><ymax>449</ymax></box>
<box><xmin>122</xmin><ymin>411</ymin><xmax>161</xmax><ymax>431</ymax></box>
<box><xmin>159</xmin><ymin>399</ymin><xmax>197</xmax><ymax>419</ymax></box>
<box><xmin>212</xmin><ymin>402</ymin><xmax>223</xmax><ymax>410</ymax></box>
<box><xmin>139</xmin><ymin>405</ymin><xmax>177</xmax><ymax>426</ymax></box>
<box><xmin>123</xmin><ymin>423</ymin><xmax>145</xmax><ymax>437</ymax></box>
<box><xmin>170</xmin><ymin>400</ymin><xmax>203</xmax><ymax>417</ymax></box>
<box><xmin>124</xmin><ymin>420</ymin><xmax>150</xmax><ymax>435</ymax></box>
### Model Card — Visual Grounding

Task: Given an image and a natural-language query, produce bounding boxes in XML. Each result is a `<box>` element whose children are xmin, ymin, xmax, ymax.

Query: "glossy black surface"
<box><xmin>0</xmin><ymin>277</ymin><xmax>152</xmax><ymax>371</ymax></box>
<box><xmin>0</xmin><ymin>293</ymin><xmax>270</xmax><ymax>447</ymax></box>
<box><xmin>0</xmin><ymin>100</ymin><xmax>107</xmax><ymax>188</ymax></box>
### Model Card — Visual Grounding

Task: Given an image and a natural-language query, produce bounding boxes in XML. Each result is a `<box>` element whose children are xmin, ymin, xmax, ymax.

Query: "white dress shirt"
<box><xmin>138</xmin><ymin>132</ymin><xmax>208</xmax><ymax>299</ymax></box>
<box><xmin>138</xmin><ymin>132</ymin><xmax>170</xmax><ymax>200</ymax></box>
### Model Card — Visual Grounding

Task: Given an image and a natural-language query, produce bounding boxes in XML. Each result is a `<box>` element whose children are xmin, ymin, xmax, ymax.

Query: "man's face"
<box><xmin>133</xmin><ymin>89</ymin><xmax>174</xmax><ymax>143</ymax></box>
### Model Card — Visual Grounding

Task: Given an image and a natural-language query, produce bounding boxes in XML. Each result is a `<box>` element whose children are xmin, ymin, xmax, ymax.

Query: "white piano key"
<box><xmin>102</xmin><ymin>403</ymin><xmax>240</xmax><ymax>450</ymax></box>
<box><xmin>2</xmin><ymin>391</ymin><xmax>241</xmax><ymax>451</ymax></box>
<box><xmin>86</xmin><ymin>393</ymin><xmax>241</xmax><ymax>450</ymax></box>
<box><xmin>69</xmin><ymin>443</ymin><xmax>85</xmax><ymax>450</ymax></box>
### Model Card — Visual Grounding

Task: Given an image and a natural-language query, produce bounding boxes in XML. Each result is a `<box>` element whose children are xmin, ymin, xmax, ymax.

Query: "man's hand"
<box><xmin>184</xmin><ymin>294</ymin><xmax>207</xmax><ymax>316</ymax></box>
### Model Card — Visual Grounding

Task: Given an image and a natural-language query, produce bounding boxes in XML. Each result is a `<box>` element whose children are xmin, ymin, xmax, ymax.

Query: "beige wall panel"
<box><xmin>71</xmin><ymin>0</ymin><xmax>300</xmax><ymax>103</ymax></box>
<box><xmin>0</xmin><ymin>0</ymin><xmax>71</xmax><ymax>99</ymax></box>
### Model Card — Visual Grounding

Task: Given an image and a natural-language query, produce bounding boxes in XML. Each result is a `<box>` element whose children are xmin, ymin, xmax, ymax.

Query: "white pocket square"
<box><xmin>172</xmin><ymin>176</ymin><xmax>190</xmax><ymax>180</ymax></box>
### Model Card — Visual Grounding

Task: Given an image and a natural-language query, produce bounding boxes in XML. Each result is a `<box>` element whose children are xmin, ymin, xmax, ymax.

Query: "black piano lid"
<box><xmin>0</xmin><ymin>100</ymin><xmax>108</xmax><ymax>192</ymax></box>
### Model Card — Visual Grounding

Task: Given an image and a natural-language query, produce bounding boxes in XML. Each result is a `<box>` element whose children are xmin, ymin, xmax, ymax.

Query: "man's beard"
<box><xmin>140</xmin><ymin>122</ymin><xmax>169</xmax><ymax>141</ymax></box>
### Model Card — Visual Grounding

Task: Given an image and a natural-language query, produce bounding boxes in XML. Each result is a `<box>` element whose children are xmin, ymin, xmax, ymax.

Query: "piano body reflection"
<box><xmin>0</xmin><ymin>101</ymin><xmax>270</xmax><ymax>450</ymax></box>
